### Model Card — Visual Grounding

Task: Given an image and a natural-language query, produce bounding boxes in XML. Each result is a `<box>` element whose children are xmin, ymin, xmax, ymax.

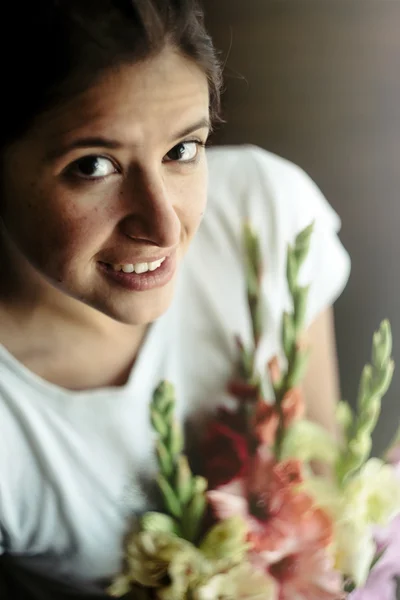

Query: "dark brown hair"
<box><xmin>1</xmin><ymin>0</ymin><xmax>222</xmax><ymax>148</ymax></box>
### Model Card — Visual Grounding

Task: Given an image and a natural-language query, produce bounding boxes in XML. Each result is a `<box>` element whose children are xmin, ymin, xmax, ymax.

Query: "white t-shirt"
<box><xmin>0</xmin><ymin>145</ymin><xmax>350</xmax><ymax>597</ymax></box>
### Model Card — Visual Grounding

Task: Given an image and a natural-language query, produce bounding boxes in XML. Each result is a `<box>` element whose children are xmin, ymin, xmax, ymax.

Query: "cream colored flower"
<box><xmin>301</xmin><ymin>459</ymin><xmax>400</xmax><ymax>586</ymax></box>
<box><xmin>124</xmin><ymin>531</ymin><xmax>202</xmax><ymax>591</ymax></box>
<box><xmin>199</xmin><ymin>517</ymin><xmax>249</xmax><ymax>563</ymax></box>
<box><xmin>160</xmin><ymin>548</ymin><xmax>225</xmax><ymax>600</ymax></box>
<box><xmin>280</xmin><ymin>419</ymin><xmax>338</xmax><ymax>466</ymax></box>
<box><xmin>332</xmin><ymin>519</ymin><xmax>375</xmax><ymax>587</ymax></box>
<box><xmin>192</xmin><ymin>563</ymin><xmax>278</xmax><ymax>600</ymax></box>
<box><xmin>344</xmin><ymin>458</ymin><xmax>400</xmax><ymax>526</ymax></box>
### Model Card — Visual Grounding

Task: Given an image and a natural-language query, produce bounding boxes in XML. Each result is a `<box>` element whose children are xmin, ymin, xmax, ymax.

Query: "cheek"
<box><xmin>2</xmin><ymin>180</ymin><xmax>110</xmax><ymax>274</ymax></box>
<box><xmin>179</xmin><ymin>166</ymin><xmax>208</xmax><ymax>236</ymax></box>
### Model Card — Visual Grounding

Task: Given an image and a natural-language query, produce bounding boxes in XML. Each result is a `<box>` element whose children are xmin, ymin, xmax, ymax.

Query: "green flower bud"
<box><xmin>372</xmin><ymin>360</ymin><xmax>394</xmax><ymax>398</ymax></box>
<box><xmin>168</xmin><ymin>421</ymin><xmax>184</xmax><ymax>457</ymax></box>
<box><xmin>175</xmin><ymin>456</ymin><xmax>194</xmax><ymax>505</ymax></box>
<box><xmin>156</xmin><ymin>441</ymin><xmax>173</xmax><ymax>478</ymax></box>
<box><xmin>141</xmin><ymin>512</ymin><xmax>179</xmax><ymax>536</ymax></box>
<box><xmin>151</xmin><ymin>409</ymin><xmax>169</xmax><ymax>439</ymax></box>
<box><xmin>336</xmin><ymin>401</ymin><xmax>354</xmax><ymax>439</ymax></box>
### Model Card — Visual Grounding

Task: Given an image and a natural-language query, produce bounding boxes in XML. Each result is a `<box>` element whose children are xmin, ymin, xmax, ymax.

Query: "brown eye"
<box><xmin>70</xmin><ymin>156</ymin><xmax>117</xmax><ymax>179</ymax></box>
<box><xmin>164</xmin><ymin>141</ymin><xmax>201</xmax><ymax>163</ymax></box>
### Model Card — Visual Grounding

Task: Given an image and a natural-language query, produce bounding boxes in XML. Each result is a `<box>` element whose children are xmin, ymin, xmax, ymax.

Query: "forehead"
<box><xmin>31</xmin><ymin>48</ymin><xmax>210</xmax><ymax>147</ymax></box>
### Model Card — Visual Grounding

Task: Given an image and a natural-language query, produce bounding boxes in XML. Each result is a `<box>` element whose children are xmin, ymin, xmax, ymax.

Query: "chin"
<box><xmin>93</xmin><ymin>287</ymin><xmax>176</xmax><ymax>326</ymax></box>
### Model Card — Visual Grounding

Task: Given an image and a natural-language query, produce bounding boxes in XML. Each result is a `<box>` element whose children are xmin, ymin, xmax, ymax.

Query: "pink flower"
<box><xmin>263</xmin><ymin>548</ymin><xmax>344</xmax><ymax>600</ymax></box>
<box><xmin>208</xmin><ymin>452</ymin><xmax>333</xmax><ymax>563</ymax></box>
<box><xmin>348</xmin><ymin>516</ymin><xmax>400</xmax><ymax>600</ymax></box>
<box><xmin>251</xmin><ymin>545</ymin><xmax>344</xmax><ymax>600</ymax></box>
<box><xmin>208</xmin><ymin>451</ymin><xmax>343</xmax><ymax>599</ymax></box>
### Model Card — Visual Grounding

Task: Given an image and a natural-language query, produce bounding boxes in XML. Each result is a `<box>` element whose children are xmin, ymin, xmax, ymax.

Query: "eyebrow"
<box><xmin>47</xmin><ymin>117</ymin><xmax>211</xmax><ymax>161</ymax></box>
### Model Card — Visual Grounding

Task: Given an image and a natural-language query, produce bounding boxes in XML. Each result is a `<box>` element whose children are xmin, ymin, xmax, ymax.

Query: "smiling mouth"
<box><xmin>106</xmin><ymin>257</ymin><xmax>166</xmax><ymax>274</ymax></box>
<box><xmin>98</xmin><ymin>254</ymin><xmax>175</xmax><ymax>292</ymax></box>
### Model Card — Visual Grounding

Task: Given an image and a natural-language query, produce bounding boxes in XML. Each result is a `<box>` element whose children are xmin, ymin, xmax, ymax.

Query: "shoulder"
<box><xmin>0</xmin><ymin>355</ymin><xmax>42</xmax><ymax>482</ymax></box>
<box><xmin>206</xmin><ymin>144</ymin><xmax>341</xmax><ymax>234</ymax></box>
<box><xmin>203</xmin><ymin>144</ymin><xmax>350</xmax><ymax>326</ymax></box>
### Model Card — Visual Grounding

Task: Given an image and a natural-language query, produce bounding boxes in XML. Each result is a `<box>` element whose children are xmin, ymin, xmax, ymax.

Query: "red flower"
<box><xmin>214</xmin><ymin>406</ymin><xmax>247</xmax><ymax>435</ymax></box>
<box><xmin>227</xmin><ymin>378</ymin><xmax>259</xmax><ymax>402</ymax></box>
<box><xmin>203</xmin><ymin>419</ymin><xmax>249</xmax><ymax>489</ymax></box>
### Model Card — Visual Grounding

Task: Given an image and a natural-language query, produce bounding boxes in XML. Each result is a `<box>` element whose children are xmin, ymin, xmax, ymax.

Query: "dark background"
<box><xmin>202</xmin><ymin>0</ymin><xmax>400</xmax><ymax>454</ymax></box>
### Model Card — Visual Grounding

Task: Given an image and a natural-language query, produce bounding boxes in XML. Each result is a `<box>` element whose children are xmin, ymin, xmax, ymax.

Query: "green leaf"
<box><xmin>168</xmin><ymin>421</ymin><xmax>184</xmax><ymax>457</ymax></box>
<box><xmin>287</xmin><ymin>348</ymin><xmax>310</xmax><ymax>388</ymax></box>
<box><xmin>243</xmin><ymin>223</ymin><xmax>262</xmax><ymax>299</ymax></box>
<box><xmin>181</xmin><ymin>493</ymin><xmax>206</xmax><ymax>542</ymax></box>
<box><xmin>293</xmin><ymin>285</ymin><xmax>310</xmax><ymax>334</ymax></box>
<box><xmin>361</xmin><ymin>396</ymin><xmax>382</xmax><ymax>433</ymax></box>
<box><xmin>357</xmin><ymin>365</ymin><xmax>373</xmax><ymax>410</ymax></box>
<box><xmin>282</xmin><ymin>312</ymin><xmax>296</xmax><ymax>358</ymax></box>
<box><xmin>246</xmin><ymin>269</ymin><xmax>259</xmax><ymax>300</ymax></box>
<box><xmin>175</xmin><ymin>456</ymin><xmax>194</xmax><ymax>505</ymax></box>
<box><xmin>238</xmin><ymin>343</ymin><xmax>255</xmax><ymax>379</ymax></box>
<box><xmin>294</xmin><ymin>222</ymin><xmax>314</xmax><ymax>268</ymax></box>
<box><xmin>251</xmin><ymin>298</ymin><xmax>264</xmax><ymax>346</ymax></box>
<box><xmin>336</xmin><ymin>401</ymin><xmax>354</xmax><ymax>441</ymax></box>
<box><xmin>164</xmin><ymin>400</ymin><xmax>175</xmax><ymax>422</ymax></box>
<box><xmin>372</xmin><ymin>320</ymin><xmax>392</xmax><ymax>369</ymax></box>
<box><xmin>336</xmin><ymin>432</ymin><xmax>372</xmax><ymax>484</ymax></box>
<box><xmin>286</xmin><ymin>246</ymin><xmax>298</xmax><ymax>296</ymax></box>
<box><xmin>150</xmin><ymin>408</ymin><xmax>169</xmax><ymax>439</ymax></box>
<box><xmin>370</xmin><ymin>545</ymin><xmax>388</xmax><ymax>570</ymax></box>
<box><xmin>153</xmin><ymin>381</ymin><xmax>175</xmax><ymax>413</ymax></box>
<box><xmin>243</xmin><ymin>222</ymin><xmax>262</xmax><ymax>274</ymax></box>
<box><xmin>157</xmin><ymin>475</ymin><xmax>182</xmax><ymax>519</ymax></box>
<box><xmin>156</xmin><ymin>440</ymin><xmax>174</xmax><ymax>478</ymax></box>
<box><xmin>372</xmin><ymin>360</ymin><xmax>394</xmax><ymax>398</ymax></box>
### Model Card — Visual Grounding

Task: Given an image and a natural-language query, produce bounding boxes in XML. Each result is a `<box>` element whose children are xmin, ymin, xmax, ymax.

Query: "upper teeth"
<box><xmin>112</xmin><ymin>257</ymin><xmax>166</xmax><ymax>274</ymax></box>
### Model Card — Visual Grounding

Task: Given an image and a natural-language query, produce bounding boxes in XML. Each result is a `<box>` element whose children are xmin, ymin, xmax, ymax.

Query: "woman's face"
<box><xmin>0</xmin><ymin>48</ymin><xmax>210</xmax><ymax>325</ymax></box>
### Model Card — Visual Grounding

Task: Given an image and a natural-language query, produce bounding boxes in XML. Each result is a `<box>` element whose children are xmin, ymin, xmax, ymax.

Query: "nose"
<box><xmin>119</xmin><ymin>167</ymin><xmax>181</xmax><ymax>249</ymax></box>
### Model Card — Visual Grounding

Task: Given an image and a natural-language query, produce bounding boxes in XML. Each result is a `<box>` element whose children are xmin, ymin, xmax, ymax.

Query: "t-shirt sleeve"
<box><xmin>245</xmin><ymin>145</ymin><xmax>350</xmax><ymax>325</ymax></box>
<box><xmin>206</xmin><ymin>144</ymin><xmax>351</xmax><ymax>358</ymax></box>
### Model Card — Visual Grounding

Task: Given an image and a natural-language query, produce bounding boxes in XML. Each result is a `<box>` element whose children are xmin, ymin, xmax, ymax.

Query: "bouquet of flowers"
<box><xmin>108</xmin><ymin>223</ymin><xmax>400</xmax><ymax>600</ymax></box>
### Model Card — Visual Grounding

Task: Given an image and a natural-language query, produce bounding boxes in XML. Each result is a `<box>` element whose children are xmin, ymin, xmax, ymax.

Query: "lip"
<box><xmin>97</xmin><ymin>253</ymin><xmax>176</xmax><ymax>292</ymax></box>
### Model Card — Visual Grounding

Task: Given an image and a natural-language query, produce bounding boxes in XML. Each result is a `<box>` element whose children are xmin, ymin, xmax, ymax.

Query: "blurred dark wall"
<box><xmin>202</xmin><ymin>0</ymin><xmax>400</xmax><ymax>453</ymax></box>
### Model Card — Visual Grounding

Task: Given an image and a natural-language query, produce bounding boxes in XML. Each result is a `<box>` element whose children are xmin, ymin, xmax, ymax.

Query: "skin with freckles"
<box><xmin>0</xmin><ymin>47</ymin><xmax>210</xmax><ymax>326</ymax></box>
<box><xmin>0</xmin><ymin>48</ymin><xmax>210</xmax><ymax>388</ymax></box>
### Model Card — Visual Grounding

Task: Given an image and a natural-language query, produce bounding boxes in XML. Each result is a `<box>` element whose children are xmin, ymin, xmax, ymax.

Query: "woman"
<box><xmin>0</xmin><ymin>0</ymin><xmax>350</xmax><ymax>597</ymax></box>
